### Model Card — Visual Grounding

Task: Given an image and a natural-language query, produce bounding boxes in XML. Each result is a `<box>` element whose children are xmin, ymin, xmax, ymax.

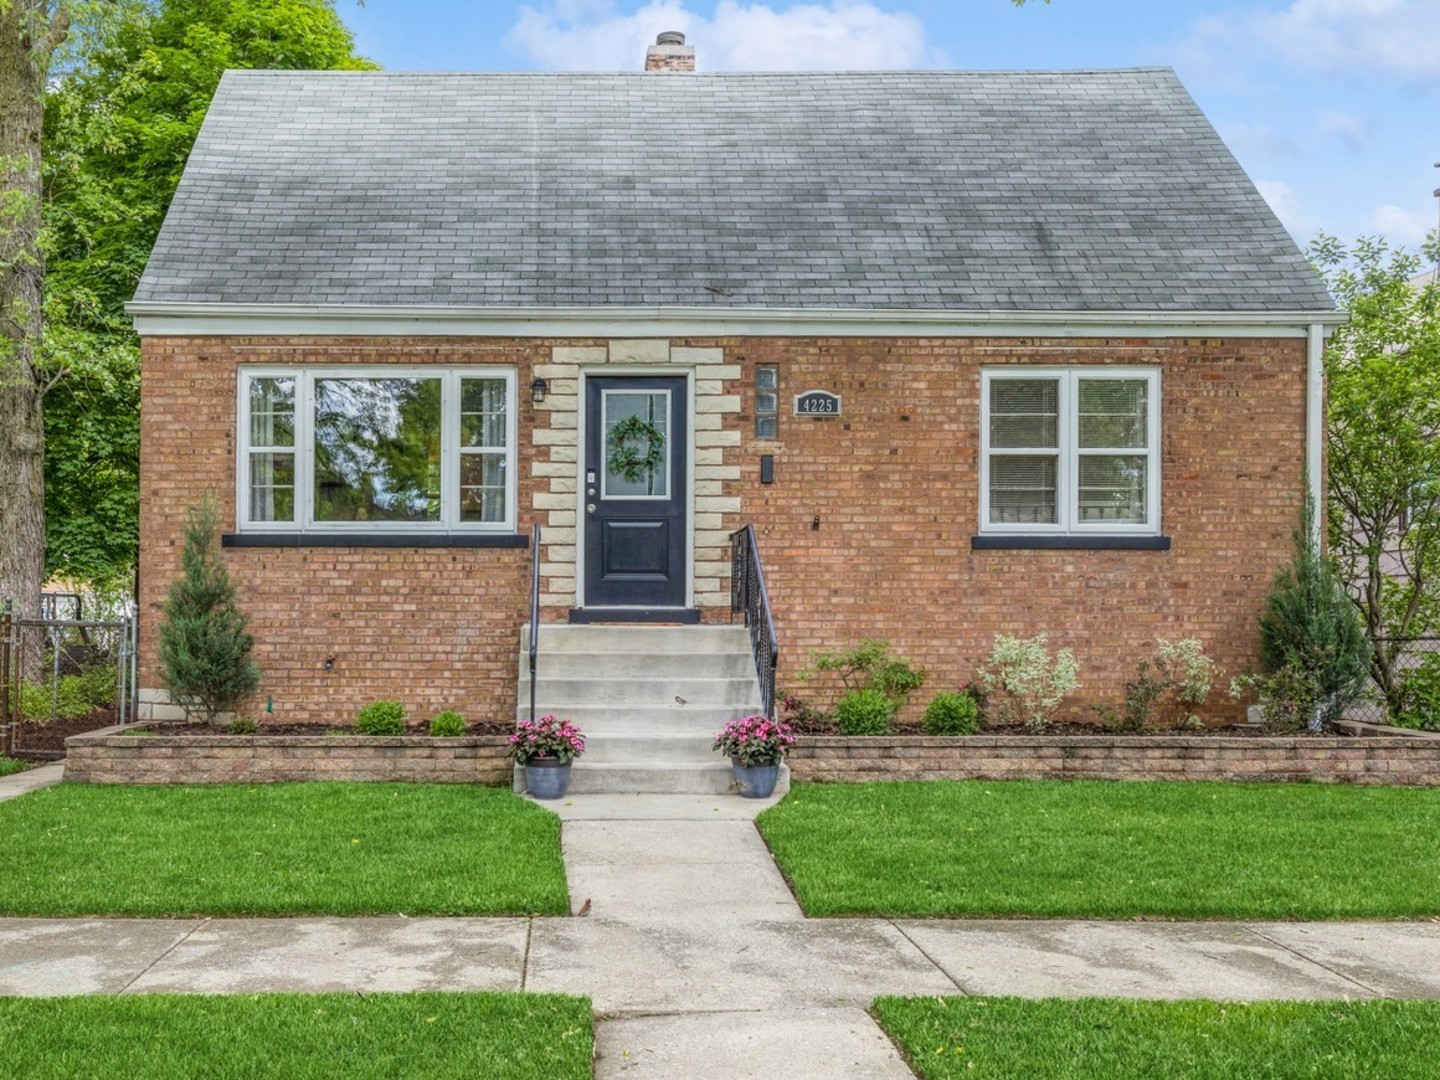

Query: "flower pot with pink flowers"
<box><xmin>509</xmin><ymin>715</ymin><xmax>586</xmax><ymax>800</ymax></box>
<box><xmin>713</xmin><ymin>714</ymin><xmax>795</xmax><ymax>798</ymax></box>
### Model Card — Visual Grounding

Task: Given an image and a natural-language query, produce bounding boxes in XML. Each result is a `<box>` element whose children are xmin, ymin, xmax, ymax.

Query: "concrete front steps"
<box><xmin>516</xmin><ymin>624</ymin><xmax>789</xmax><ymax>796</ymax></box>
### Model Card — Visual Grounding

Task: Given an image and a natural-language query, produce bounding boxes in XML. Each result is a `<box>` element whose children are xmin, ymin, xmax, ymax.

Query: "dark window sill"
<box><xmin>222</xmin><ymin>532</ymin><xmax>530</xmax><ymax>549</ymax></box>
<box><xmin>971</xmin><ymin>535</ymin><xmax>1171</xmax><ymax>551</ymax></box>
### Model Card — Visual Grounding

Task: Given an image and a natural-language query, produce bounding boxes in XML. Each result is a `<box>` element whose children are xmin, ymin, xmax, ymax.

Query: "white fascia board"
<box><xmin>126</xmin><ymin>302</ymin><xmax>1347</xmax><ymax>340</ymax></box>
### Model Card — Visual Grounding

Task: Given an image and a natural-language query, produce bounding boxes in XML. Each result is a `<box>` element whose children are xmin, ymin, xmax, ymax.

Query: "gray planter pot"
<box><xmin>731</xmin><ymin>757</ymin><xmax>780</xmax><ymax>799</ymax></box>
<box><xmin>524</xmin><ymin>757</ymin><xmax>572</xmax><ymax>800</ymax></box>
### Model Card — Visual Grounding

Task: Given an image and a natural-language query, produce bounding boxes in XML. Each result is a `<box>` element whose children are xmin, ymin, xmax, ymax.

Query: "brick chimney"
<box><xmin>645</xmin><ymin>31</ymin><xmax>695</xmax><ymax>73</ymax></box>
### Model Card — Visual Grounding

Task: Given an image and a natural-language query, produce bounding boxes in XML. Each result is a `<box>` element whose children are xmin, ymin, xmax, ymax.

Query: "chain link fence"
<box><xmin>1344</xmin><ymin>637</ymin><xmax>1440</xmax><ymax>728</ymax></box>
<box><xmin>1</xmin><ymin>598</ymin><xmax>137</xmax><ymax>760</ymax></box>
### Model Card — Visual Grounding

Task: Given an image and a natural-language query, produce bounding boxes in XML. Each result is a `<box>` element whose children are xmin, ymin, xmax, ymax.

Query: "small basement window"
<box><xmin>980</xmin><ymin>367</ymin><xmax>1160</xmax><ymax>535</ymax></box>
<box><xmin>236</xmin><ymin>367</ymin><xmax>517</xmax><ymax>533</ymax></box>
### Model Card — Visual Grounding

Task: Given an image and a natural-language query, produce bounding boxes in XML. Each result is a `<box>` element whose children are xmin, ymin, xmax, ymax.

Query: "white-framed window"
<box><xmin>236</xmin><ymin>367</ymin><xmax>517</xmax><ymax>533</ymax></box>
<box><xmin>979</xmin><ymin>367</ymin><xmax>1161</xmax><ymax>535</ymax></box>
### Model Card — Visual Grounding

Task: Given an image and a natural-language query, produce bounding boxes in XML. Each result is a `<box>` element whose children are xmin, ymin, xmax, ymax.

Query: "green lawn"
<box><xmin>874</xmin><ymin>997</ymin><xmax>1440</xmax><ymax>1080</ymax></box>
<box><xmin>0</xmin><ymin>783</ymin><xmax>568</xmax><ymax>916</ymax></box>
<box><xmin>0</xmin><ymin>756</ymin><xmax>27</xmax><ymax>777</ymax></box>
<box><xmin>0</xmin><ymin>991</ymin><xmax>592</xmax><ymax>1080</ymax></box>
<box><xmin>757</xmin><ymin>780</ymin><xmax>1440</xmax><ymax>919</ymax></box>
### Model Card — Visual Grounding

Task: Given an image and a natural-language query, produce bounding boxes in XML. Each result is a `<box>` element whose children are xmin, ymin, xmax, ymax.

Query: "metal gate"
<box><xmin>1</xmin><ymin>600</ymin><xmax>137</xmax><ymax>759</ymax></box>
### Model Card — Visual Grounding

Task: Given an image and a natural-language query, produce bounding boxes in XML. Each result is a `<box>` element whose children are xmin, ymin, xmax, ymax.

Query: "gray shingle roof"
<box><xmin>133</xmin><ymin>68</ymin><xmax>1334</xmax><ymax>313</ymax></box>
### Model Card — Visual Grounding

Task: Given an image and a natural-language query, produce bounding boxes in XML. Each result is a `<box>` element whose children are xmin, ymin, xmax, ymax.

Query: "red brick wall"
<box><xmin>724</xmin><ymin>337</ymin><xmax>1306</xmax><ymax>722</ymax></box>
<box><xmin>139</xmin><ymin>334</ymin><xmax>1305</xmax><ymax>725</ymax></box>
<box><xmin>138</xmin><ymin>336</ymin><xmax>549</xmax><ymax>724</ymax></box>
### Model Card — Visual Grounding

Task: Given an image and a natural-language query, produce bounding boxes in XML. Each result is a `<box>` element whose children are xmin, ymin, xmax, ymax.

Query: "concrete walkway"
<box><xmin>6</xmin><ymin>790</ymin><xmax>1440</xmax><ymax>1076</ymax></box>
<box><xmin>0</xmin><ymin>761</ymin><xmax>65</xmax><ymax>803</ymax></box>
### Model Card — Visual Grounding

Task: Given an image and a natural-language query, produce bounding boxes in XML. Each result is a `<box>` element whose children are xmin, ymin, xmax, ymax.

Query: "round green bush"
<box><xmin>355</xmin><ymin>699</ymin><xmax>407</xmax><ymax>736</ymax></box>
<box><xmin>835</xmin><ymin>687</ymin><xmax>895</xmax><ymax>736</ymax></box>
<box><xmin>923</xmin><ymin>691</ymin><xmax>980</xmax><ymax>735</ymax></box>
<box><xmin>429</xmin><ymin>710</ymin><xmax>467</xmax><ymax>737</ymax></box>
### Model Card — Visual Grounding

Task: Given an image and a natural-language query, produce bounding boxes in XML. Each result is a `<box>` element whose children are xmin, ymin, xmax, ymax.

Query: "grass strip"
<box><xmin>0</xmin><ymin>991</ymin><xmax>592</xmax><ymax>1080</ymax></box>
<box><xmin>757</xmin><ymin>779</ymin><xmax>1440</xmax><ymax>918</ymax></box>
<box><xmin>0</xmin><ymin>782</ymin><xmax>568</xmax><ymax>916</ymax></box>
<box><xmin>874</xmin><ymin>996</ymin><xmax>1440</xmax><ymax>1080</ymax></box>
<box><xmin>0</xmin><ymin>757</ymin><xmax>27</xmax><ymax>777</ymax></box>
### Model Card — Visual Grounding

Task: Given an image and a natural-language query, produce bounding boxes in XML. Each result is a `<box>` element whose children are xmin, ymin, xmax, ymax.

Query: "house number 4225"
<box><xmin>794</xmin><ymin>391</ymin><xmax>841</xmax><ymax>416</ymax></box>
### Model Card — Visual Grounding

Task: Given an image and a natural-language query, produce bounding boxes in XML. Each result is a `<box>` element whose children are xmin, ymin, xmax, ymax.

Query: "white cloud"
<box><xmin>1256</xmin><ymin>179</ymin><xmax>1316</xmax><ymax>238</ymax></box>
<box><xmin>1182</xmin><ymin>0</ymin><xmax>1440</xmax><ymax>83</ymax></box>
<box><xmin>1218</xmin><ymin>120</ymin><xmax>1300</xmax><ymax>160</ymax></box>
<box><xmin>1315</xmin><ymin>109</ymin><xmax>1373</xmax><ymax>151</ymax></box>
<box><xmin>1369</xmin><ymin>203</ymin><xmax>1436</xmax><ymax>246</ymax></box>
<box><xmin>505</xmin><ymin>1</ymin><xmax>939</xmax><ymax>72</ymax></box>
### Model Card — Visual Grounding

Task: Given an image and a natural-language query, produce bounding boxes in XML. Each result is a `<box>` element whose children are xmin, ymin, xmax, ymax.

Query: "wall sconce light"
<box><xmin>531</xmin><ymin>377</ymin><xmax>548</xmax><ymax>404</ymax></box>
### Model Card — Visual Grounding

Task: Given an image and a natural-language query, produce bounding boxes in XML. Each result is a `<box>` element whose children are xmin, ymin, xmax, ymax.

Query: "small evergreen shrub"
<box><xmin>429</xmin><ymin>710</ymin><xmax>466</xmax><ymax>737</ymax></box>
<box><xmin>157</xmin><ymin>495</ymin><xmax>260</xmax><ymax>722</ymax></box>
<box><xmin>356</xmin><ymin>699</ymin><xmax>407</xmax><ymax>736</ymax></box>
<box><xmin>923</xmin><ymin>691</ymin><xmax>980</xmax><ymax>735</ymax></box>
<box><xmin>835</xmin><ymin>688</ymin><xmax>895</xmax><ymax>735</ymax></box>
<box><xmin>225</xmin><ymin>716</ymin><xmax>259</xmax><ymax>734</ymax></box>
<box><xmin>1257</xmin><ymin>484</ymin><xmax>1369</xmax><ymax>726</ymax></box>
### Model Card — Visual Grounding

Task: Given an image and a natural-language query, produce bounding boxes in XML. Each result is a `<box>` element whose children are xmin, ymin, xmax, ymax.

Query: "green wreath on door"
<box><xmin>607</xmin><ymin>415</ymin><xmax>666</xmax><ymax>483</ymax></box>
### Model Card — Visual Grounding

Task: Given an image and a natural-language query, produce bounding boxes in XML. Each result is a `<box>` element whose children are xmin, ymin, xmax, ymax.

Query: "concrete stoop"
<box><xmin>516</xmin><ymin>624</ymin><xmax>789</xmax><ymax>796</ymax></box>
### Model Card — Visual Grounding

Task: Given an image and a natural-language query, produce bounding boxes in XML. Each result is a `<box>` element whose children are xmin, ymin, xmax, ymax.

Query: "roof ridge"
<box><xmin>220</xmin><ymin>66</ymin><xmax>1178</xmax><ymax>78</ymax></box>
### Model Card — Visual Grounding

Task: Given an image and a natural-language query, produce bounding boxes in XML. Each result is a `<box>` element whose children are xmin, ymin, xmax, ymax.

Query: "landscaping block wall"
<box><xmin>65</xmin><ymin>727</ymin><xmax>512</xmax><ymax>785</ymax></box>
<box><xmin>139</xmin><ymin>333</ymin><xmax>1304</xmax><ymax>724</ymax></box>
<box><xmin>789</xmin><ymin>735</ymin><xmax>1440</xmax><ymax>786</ymax></box>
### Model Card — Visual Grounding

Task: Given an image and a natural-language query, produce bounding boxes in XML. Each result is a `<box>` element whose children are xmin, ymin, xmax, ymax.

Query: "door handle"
<box><xmin>586</xmin><ymin>503</ymin><xmax>597</xmax><ymax>515</ymax></box>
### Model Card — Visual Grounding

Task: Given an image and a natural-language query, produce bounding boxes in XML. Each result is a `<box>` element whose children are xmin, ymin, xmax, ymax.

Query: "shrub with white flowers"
<box><xmin>978</xmin><ymin>633</ymin><xmax>1079</xmax><ymax>734</ymax></box>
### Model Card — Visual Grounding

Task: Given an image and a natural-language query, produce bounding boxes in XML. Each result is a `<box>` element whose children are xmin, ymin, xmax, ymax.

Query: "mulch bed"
<box><xmin>788</xmin><ymin>716</ymin><xmax>1341</xmax><ymax>738</ymax></box>
<box><xmin>138</xmin><ymin>720</ymin><xmax>516</xmax><ymax>737</ymax></box>
<box><xmin>9</xmin><ymin>706</ymin><xmax>118</xmax><ymax>762</ymax></box>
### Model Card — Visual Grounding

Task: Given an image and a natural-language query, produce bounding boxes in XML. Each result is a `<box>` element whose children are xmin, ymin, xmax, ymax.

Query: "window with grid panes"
<box><xmin>981</xmin><ymin>368</ymin><xmax>1159</xmax><ymax>534</ymax></box>
<box><xmin>237</xmin><ymin>368</ymin><xmax>516</xmax><ymax>532</ymax></box>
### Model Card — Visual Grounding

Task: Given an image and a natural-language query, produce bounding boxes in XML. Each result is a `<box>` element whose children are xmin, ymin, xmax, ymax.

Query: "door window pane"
<box><xmin>990</xmin><ymin>455</ymin><xmax>1058</xmax><ymax>524</ymax></box>
<box><xmin>990</xmin><ymin>379</ymin><xmax>1059</xmax><ymax>448</ymax></box>
<box><xmin>603</xmin><ymin>390</ymin><xmax>670</xmax><ymax>498</ymax></box>
<box><xmin>1078</xmin><ymin>379</ymin><xmax>1147</xmax><ymax>448</ymax></box>
<box><xmin>313</xmin><ymin>377</ymin><xmax>442</xmax><ymax>522</ymax></box>
<box><xmin>1078</xmin><ymin>455</ymin><xmax>1148</xmax><ymax>524</ymax></box>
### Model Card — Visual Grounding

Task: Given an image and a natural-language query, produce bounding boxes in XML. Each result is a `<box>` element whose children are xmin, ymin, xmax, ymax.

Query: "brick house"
<box><xmin>127</xmin><ymin>37</ymin><xmax>1340</xmax><ymax>730</ymax></box>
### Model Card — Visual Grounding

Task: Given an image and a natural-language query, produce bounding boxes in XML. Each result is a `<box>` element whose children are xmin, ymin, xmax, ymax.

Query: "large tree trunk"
<box><xmin>0</xmin><ymin>1</ymin><xmax>52</xmax><ymax>621</ymax></box>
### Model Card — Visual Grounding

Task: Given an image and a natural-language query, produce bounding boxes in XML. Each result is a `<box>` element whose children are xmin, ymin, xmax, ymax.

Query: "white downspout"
<box><xmin>1306</xmin><ymin>321</ymin><xmax>1326</xmax><ymax>541</ymax></box>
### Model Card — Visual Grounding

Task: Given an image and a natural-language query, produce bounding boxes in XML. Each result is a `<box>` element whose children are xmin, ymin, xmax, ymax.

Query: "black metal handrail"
<box><xmin>730</xmin><ymin>525</ymin><xmax>778</xmax><ymax>720</ymax></box>
<box><xmin>528</xmin><ymin>522</ymin><xmax>541</xmax><ymax>725</ymax></box>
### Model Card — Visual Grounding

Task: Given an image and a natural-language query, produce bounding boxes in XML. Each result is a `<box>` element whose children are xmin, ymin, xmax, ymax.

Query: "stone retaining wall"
<box><xmin>65</xmin><ymin>727</ymin><xmax>512</xmax><ymax>785</ymax></box>
<box><xmin>789</xmin><ymin>734</ymin><xmax>1440</xmax><ymax>786</ymax></box>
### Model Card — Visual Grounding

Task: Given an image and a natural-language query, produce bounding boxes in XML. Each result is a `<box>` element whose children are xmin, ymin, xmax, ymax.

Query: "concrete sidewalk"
<box><xmin>3</xmin><ymin>915</ymin><xmax>1440</xmax><ymax>1076</ymax></box>
<box><xmin>6</xmin><ymin>790</ymin><xmax>1440</xmax><ymax>1077</ymax></box>
<box><xmin>0</xmin><ymin>761</ymin><xmax>64</xmax><ymax>803</ymax></box>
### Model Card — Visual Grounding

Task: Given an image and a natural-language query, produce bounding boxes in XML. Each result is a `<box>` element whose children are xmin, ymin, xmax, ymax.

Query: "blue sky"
<box><xmin>343</xmin><ymin>1</ymin><xmax>1440</xmax><ymax>256</ymax></box>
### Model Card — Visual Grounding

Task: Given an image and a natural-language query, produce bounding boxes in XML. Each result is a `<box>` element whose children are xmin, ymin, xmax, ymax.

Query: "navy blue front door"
<box><xmin>583</xmin><ymin>376</ymin><xmax>688</xmax><ymax>608</ymax></box>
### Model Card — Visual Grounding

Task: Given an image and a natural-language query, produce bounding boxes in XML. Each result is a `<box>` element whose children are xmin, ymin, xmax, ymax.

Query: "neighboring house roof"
<box><xmin>1411</xmin><ymin>269</ymin><xmax>1438</xmax><ymax>289</ymax></box>
<box><xmin>132</xmin><ymin>67</ymin><xmax>1335</xmax><ymax>314</ymax></box>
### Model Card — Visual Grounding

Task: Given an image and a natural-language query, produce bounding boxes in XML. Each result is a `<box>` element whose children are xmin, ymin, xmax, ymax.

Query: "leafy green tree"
<box><xmin>157</xmin><ymin>494</ymin><xmax>258</xmax><ymax>721</ymax></box>
<box><xmin>1</xmin><ymin>1</ymin><xmax>77</xmax><ymax>621</ymax></box>
<box><xmin>37</xmin><ymin>0</ymin><xmax>373</xmax><ymax>587</ymax></box>
<box><xmin>1312</xmin><ymin>233</ymin><xmax>1440</xmax><ymax>713</ymax></box>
